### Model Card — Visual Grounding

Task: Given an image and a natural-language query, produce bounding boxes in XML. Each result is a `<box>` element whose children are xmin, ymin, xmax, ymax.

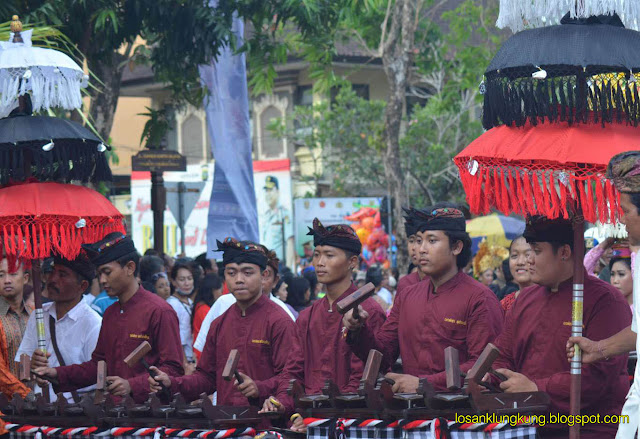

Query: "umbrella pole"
<box><xmin>570</xmin><ymin>215</ymin><xmax>585</xmax><ymax>439</ymax></box>
<box><xmin>31</xmin><ymin>260</ymin><xmax>50</xmax><ymax>403</ymax></box>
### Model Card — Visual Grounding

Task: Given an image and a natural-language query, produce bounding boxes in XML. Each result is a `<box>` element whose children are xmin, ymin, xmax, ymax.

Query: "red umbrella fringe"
<box><xmin>454</xmin><ymin>161</ymin><xmax>622</xmax><ymax>223</ymax></box>
<box><xmin>1</xmin><ymin>216</ymin><xmax>125</xmax><ymax>261</ymax></box>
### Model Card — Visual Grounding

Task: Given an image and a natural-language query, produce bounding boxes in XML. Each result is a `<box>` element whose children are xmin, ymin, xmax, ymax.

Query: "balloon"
<box><xmin>382</xmin><ymin>260</ymin><xmax>391</xmax><ymax>270</ymax></box>
<box><xmin>356</xmin><ymin>227</ymin><xmax>370</xmax><ymax>245</ymax></box>
<box><xmin>362</xmin><ymin>217</ymin><xmax>375</xmax><ymax>231</ymax></box>
<box><xmin>345</xmin><ymin>207</ymin><xmax>377</xmax><ymax>222</ymax></box>
<box><xmin>374</xmin><ymin>246</ymin><xmax>387</xmax><ymax>263</ymax></box>
<box><xmin>379</xmin><ymin>233</ymin><xmax>389</xmax><ymax>248</ymax></box>
<box><xmin>362</xmin><ymin>247</ymin><xmax>373</xmax><ymax>263</ymax></box>
<box><xmin>367</xmin><ymin>233</ymin><xmax>379</xmax><ymax>249</ymax></box>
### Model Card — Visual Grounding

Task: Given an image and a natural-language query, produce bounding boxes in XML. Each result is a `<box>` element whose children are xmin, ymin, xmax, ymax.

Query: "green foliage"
<box><xmin>105</xmin><ymin>137</ymin><xmax>119</xmax><ymax>165</ymax></box>
<box><xmin>3</xmin><ymin>0</ymin><xmax>363</xmax><ymax>137</ymax></box>
<box><xmin>139</xmin><ymin>107</ymin><xmax>173</xmax><ymax>149</ymax></box>
<box><xmin>271</xmin><ymin>0</ymin><xmax>503</xmax><ymax>205</ymax></box>
<box><xmin>0</xmin><ymin>19</ymin><xmax>87</xmax><ymax>68</ymax></box>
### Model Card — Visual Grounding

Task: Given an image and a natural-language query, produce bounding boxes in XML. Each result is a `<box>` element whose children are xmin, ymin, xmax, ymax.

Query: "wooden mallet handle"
<box><xmin>222</xmin><ymin>349</ymin><xmax>259</xmax><ymax>406</ymax></box>
<box><xmin>362</xmin><ymin>349</ymin><xmax>383</xmax><ymax>388</ymax></box>
<box><xmin>222</xmin><ymin>349</ymin><xmax>241</xmax><ymax>382</ymax></box>
<box><xmin>123</xmin><ymin>341</ymin><xmax>153</xmax><ymax>368</ymax></box>
<box><xmin>445</xmin><ymin>346</ymin><xmax>462</xmax><ymax>390</ymax></box>
<box><xmin>96</xmin><ymin>360</ymin><xmax>107</xmax><ymax>390</ymax></box>
<box><xmin>336</xmin><ymin>283</ymin><xmax>375</xmax><ymax>319</ymax></box>
<box><xmin>466</xmin><ymin>343</ymin><xmax>500</xmax><ymax>383</ymax></box>
<box><xmin>123</xmin><ymin>341</ymin><xmax>171</xmax><ymax>400</ymax></box>
<box><xmin>18</xmin><ymin>354</ymin><xmax>30</xmax><ymax>381</ymax></box>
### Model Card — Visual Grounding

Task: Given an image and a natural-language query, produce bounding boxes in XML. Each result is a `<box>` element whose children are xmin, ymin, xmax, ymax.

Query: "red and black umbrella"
<box><xmin>0</xmin><ymin>181</ymin><xmax>125</xmax><ymax>386</ymax></box>
<box><xmin>0</xmin><ymin>181</ymin><xmax>124</xmax><ymax>260</ymax></box>
<box><xmin>455</xmin><ymin>118</ymin><xmax>637</xmax><ymax>438</ymax></box>
<box><xmin>483</xmin><ymin>14</ymin><xmax>640</xmax><ymax>130</ymax></box>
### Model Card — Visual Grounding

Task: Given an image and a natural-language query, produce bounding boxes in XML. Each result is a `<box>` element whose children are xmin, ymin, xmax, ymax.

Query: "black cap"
<box><xmin>524</xmin><ymin>216</ymin><xmax>573</xmax><ymax>245</ymax></box>
<box><xmin>264</xmin><ymin>175</ymin><xmax>279</xmax><ymax>190</ymax></box>
<box><xmin>52</xmin><ymin>253</ymin><xmax>96</xmax><ymax>281</ymax></box>
<box><xmin>81</xmin><ymin>232</ymin><xmax>137</xmax><ymax>267</ymax></box>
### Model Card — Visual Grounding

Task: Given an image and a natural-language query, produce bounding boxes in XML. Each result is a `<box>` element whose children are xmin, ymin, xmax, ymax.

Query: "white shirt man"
<box><xmin>16</xmin><ymin>300</ymin><xmax>101</xmax><ymax>402</ymax></box>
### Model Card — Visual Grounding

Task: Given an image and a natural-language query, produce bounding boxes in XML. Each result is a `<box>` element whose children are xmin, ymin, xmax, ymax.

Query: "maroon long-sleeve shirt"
<box><xmin>55</xmin><ymin>286</ymin><xmax>184</xmax><ymax>402</ymax></box>
<box><xmin>493</xmin><ymin>272</ymin><xmax>631</xmax><ymax>439</ymax></box>
<box><xmin>396</xmin><ymin>271</ymin><xmax>424</xmax><ymax>295</ymax></box>
<box><xmin>282</xmin><ymin>283</ymin><xmax>386</xmax><ymax>397</ymax></box>
<box><xmin>172</xmin><ymin>294</ymin><xmax>297</xmax><ymax>406</ymax></box>
<box><xmin>349</xmin><ymin>271</ymin><xmax>503</xmax><ymax>390</ymax></box>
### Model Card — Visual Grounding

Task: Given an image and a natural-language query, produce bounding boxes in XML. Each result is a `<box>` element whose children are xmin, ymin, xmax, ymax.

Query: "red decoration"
<box><xmin>0</xmin><ymin>182</ymin><xmax>125</xmax><ymax>260</ymax></box>
<box><xmin>454</xmin><ymin>119</ymin><xmax>640</xmax><ymax>222</ymax></box>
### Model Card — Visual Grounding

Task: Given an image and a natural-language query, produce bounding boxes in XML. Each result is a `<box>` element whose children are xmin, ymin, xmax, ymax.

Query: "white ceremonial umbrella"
<box><xmin>0</xmin><ymin>18</ymin><xmax>87</xmax><ymax>118</ymax></box>
<box><xmin>497</xmin><ymin>0</ymin><xmax>640</xmax><ymax>32</ymax></box>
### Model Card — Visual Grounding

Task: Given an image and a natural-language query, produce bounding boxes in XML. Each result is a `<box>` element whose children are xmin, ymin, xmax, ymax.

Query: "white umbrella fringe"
<box><xmin>497</xmin><ymin>0</ymin><xmax>640</xmax><ymax>32</ymax></box>
<box><xmin>0</xmin><ymin>30</ymin><xmax>87</xmax><ymax>117</ymax></box>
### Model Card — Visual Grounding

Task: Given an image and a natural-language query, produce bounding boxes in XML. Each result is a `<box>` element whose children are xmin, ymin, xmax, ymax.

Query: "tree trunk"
<box><xmin>381</xmin><ymin>0</ymin><xmax>417</xmax><ymax>273</ymax></box>
<box><xmin>87</xmin><ymin>52</ymin><xmax>128</xmax><ymax>142</ymax></box>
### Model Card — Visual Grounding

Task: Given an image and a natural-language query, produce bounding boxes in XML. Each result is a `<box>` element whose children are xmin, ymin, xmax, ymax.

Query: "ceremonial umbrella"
<box><xmin>466</xmin><ymin>213</ymin><xmax>525</xmax><ymax>253</ymax></box>
<box><xmin>0</xmin><ymin>17</ymin><xmax>87</xmax><ymax>118</ymax></box>
<box><xmin>0</xmin><ymin>114</ymin><xmax>111</xmax><ymax>185</ymax></box>
<box><xmin>454</xmin><ymin>118</ymin><xmax>638</xmax><ymax>438</ymax></box>
<box><xmin>0</xmin><ymin>181</ymin><xmax>125</xmax><ymax>384</ymax></box>
<box><xmin>496</xmin><ymin>0</ymin><xmax>640</xmax><ymax>32</ymax></box>
<box><xmin>0</xmin><ymin>181</ymin><xmax>125</xmax><ymax>260</ymax></box>
<box><xmin>482</xmin><ymin>13</ymin><xmax>640</xmax><ymax>130</ymax></box>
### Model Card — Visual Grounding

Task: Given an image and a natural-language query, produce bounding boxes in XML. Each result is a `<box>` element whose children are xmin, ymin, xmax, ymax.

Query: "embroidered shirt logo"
<box><xmin>252</xmin><ymin>339</ymin><xmax>270</xmax><ymax>345</ymax></box>
<box><xmin>444</xmin><ymin>318</ymin><xmax>467</xmax><ymax>326</ymax></box>
<box><xmin>129</xmin><ymin>333</ymin><xmax>150</xmax><ymax>340</ymax></box>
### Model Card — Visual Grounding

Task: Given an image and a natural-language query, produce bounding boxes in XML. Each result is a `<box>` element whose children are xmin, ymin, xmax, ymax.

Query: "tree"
<box><xmin>269</xmin><ymin>85</ymin><xmax>387</xmax><ymax>196</ymax></box>
<box><xmin>272</xmin><ymin>0</ymin><xmax>503</xmax><ymax>270</ymax></box>
<box><xmin>5</xmin><ymin>0</ymin><xmax>350</xmax><ymax>142</ymax></box>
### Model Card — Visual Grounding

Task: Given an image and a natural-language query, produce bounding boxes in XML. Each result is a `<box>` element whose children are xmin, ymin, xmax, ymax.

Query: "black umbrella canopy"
<box><xmin>483</xmin><ymin>14</ymin><xmax>640</xmax><ymax>129</ymax></box>
<box><xmin>0</xmin><ymin>115</ymin><xmax>112</xmax><ymax>185</ymax></box>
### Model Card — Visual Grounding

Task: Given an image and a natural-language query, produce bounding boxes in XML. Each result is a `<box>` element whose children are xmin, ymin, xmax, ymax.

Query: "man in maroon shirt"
<box><xmin>492</xmin><ymin>216</ymin><xmax>630</xmax><ymax>439</ymax></box>
<box><xmin>35</xmin><ymin>233</ymin><xmax>184</xmax><ymax>402</ymax></box>
<box><xmin>343</xmin><ymin>204</ymin><xmax>503</xmax><ymax>392</ymax></box>
<box><xmin>261</xmin><ymin>218</ymin><xmax>386</xmax><ymax>430</ymax></box>
<box><xmin>150</xmin><ymin>238</ymin><xmax>297</xmax><ymax>408</ymax></box>
<box><xmin>396</xmin><ymin>207</ymin><xmax>428</xmax><ymax>294</ymax></box>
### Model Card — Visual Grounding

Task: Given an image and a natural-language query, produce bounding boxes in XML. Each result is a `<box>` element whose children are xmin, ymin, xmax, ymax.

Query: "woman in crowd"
<box><xmin>472</xmin><ymin>240</ymin><xmax>508</xmax><ymax>298</ymax></box>
<box><xmin>286</xmin><ymin>276</ymin><xmax>311</xmax><ymax>313</ymax></box>
<box><xmin>191</xmin><ymin>273</ymin><xmax>223</xmax><ymax>360</ymax></box>
<box><xmin>273</xmin><ymin>278</ymin><xmax>298</xmax><ymax>319</ymax></box>
<box><xmin>500</xmin><ymin>236</ymin><xmax>533</xmax><ymax>313</ymax></box>
<box><xmin>168</xmin><ymin>262</ymin><xmax>198</xmax><ymax>364</ymax></box>
<box><xmin>609</xmin><ymin>245</ymin><xmax>634</xmax><ymax>309</ymax></box>
<box><xmin>150</xmin><ymin>272</ymin><xmax>171</xmax><ymax>300</ymax></box>
<box><xmin>499</xmin><ymin>258</ymin><xmax>518</xmax><ymax>299</ymax></box>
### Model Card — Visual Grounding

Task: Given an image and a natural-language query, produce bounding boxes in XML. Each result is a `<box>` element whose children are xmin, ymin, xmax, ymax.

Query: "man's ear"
<box><xmin>560</xmin><ymin>244</ymin><xmax>572</xmax><ymax>261</ymax></box>
<box><xmin>451</xmin><ymin>240</ymin><xmax>463</xmax><ymax>256</ymax></box>
<box><xmin>348</xmin><ymin>255</ymin><xmax>359</xmax><ymax>271</ymax></box>
<box><xmin>126</xmin><ymin>260</ymin><xmax>137</xmax><ymax>276</ymax></box>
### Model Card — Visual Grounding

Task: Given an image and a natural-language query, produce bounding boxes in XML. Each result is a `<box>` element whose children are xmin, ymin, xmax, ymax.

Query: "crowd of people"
<box><xmin>1</xmin><ymin>152</ymin><xmax>640</xmax><ymax>437</ymax></box>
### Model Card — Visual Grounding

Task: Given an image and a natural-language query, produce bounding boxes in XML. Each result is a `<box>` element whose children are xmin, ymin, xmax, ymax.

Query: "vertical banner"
<box><xmin>200</xmin><ymin>8</ymin><xmax>258</xmax><ymax>257</ymax></box>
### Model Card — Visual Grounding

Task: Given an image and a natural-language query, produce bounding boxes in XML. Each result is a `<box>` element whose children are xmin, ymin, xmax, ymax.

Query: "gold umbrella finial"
<box><xmin>10</xmin><ymin>15</ymin><xmax>22</xmax><ymax>33</ymax></box>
